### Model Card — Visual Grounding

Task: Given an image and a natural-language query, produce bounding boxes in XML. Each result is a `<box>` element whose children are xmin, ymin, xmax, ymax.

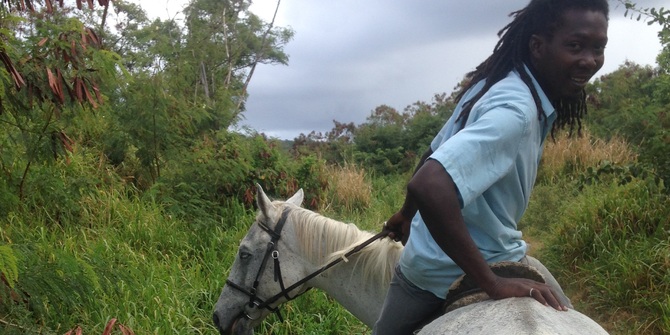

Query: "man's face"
<box><xmin>530</xmin><ymin>9</ymin><xmax>609</xmax><ymax>101</ymax></box>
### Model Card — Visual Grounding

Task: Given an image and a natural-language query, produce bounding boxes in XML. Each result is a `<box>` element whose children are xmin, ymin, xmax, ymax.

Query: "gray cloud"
<box><xmin>239</xmin><ymin>0</ymin><xmax>663</xmax><ymax>139</ymax></box>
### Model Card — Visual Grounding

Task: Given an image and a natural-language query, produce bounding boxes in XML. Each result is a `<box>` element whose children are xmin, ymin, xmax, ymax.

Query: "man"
<box><xmin>375</xmin><ymin>0</ymin><xmax>609</xmax><ymax>334</ymax></box>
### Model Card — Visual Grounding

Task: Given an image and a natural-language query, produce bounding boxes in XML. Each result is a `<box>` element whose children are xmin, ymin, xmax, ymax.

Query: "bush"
<box><xmin>541</xmin><ymin>178</ymin><xmax>670</xmax><ymax>334</ymax></box>
<box><xmin>323</xmin><ymin>162</ymin><xmax>371</xmax><ymax>213</ymax></box>
<box><xmin>157</xmin><ymin>131</ymin><xmax>328</xmax><ymax>221</ymax></box>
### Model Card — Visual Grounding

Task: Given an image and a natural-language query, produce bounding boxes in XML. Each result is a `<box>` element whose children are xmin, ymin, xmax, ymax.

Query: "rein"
<box><xmin>225</xmin><ymin>207</ymin><xmax>389</xmax><ymax>322</ymax></box>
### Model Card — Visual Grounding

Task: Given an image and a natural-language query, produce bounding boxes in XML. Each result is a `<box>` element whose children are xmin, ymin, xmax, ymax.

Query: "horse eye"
<box><xmin>239</xmin><ymin>251</ymin><xmax>252</xmax><ymax>260</ymax></box>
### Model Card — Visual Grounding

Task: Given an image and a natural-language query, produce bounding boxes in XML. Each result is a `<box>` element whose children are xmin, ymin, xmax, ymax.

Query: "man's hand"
<box><xmin>486</xmin><ymin>276</ymin><xmax>568</xmax><ymax>311</ymax></box>
<box><xmin>384</xmin><ymin>211</ymin><xmax>412</xmax><ymax>245</ymax></box>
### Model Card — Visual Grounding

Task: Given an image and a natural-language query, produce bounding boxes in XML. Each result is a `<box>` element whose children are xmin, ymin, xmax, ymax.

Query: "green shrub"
<box><xmin>542</xmin><ymin>178</ymin><xmax>670</xmax><ymax>334</ymax></box>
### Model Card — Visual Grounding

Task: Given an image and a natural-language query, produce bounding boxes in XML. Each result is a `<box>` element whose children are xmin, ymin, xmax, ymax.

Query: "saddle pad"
<box><xmin>443</xmin><ymin>261</ymin><xmax>545</xmax><ymax>313</ymax></box>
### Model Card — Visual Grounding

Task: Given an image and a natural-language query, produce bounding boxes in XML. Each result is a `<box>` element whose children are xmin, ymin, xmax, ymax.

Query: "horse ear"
<box><xmin>256</xmin><ymin>183</ymin><xmax>274</xmax><ymax>217</ymax></box>
<box><xmin>286</xmin><ymin>188</ymin><xmax>304</xmax><ymax>206</ymax></box>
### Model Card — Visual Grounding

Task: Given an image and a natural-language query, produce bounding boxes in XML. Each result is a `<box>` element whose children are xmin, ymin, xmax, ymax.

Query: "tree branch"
<box><xmin>234</xmin><ymin>0</ymin><xmax>281</xmax><ymax>113</ymax></box>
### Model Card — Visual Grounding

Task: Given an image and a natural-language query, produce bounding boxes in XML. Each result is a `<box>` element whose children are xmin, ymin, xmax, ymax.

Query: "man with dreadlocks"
<box><xmin>375</xmin><ymin>0</ymin><xmax>609</xmax><ymax>333</ymax></box>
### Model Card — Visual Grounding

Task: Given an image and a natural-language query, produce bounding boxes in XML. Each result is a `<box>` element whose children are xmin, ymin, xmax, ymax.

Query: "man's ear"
<box><xmin>528</xmin><ymin>34</ymin><xmax>545</xmax><ymax>60</ymax></box>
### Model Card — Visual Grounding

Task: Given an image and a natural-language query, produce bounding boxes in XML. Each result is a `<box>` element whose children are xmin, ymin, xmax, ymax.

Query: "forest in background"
<box><xmin>0</xmin><ymin>0</ymin><xmax>668</xmax><ymax>334</ymax></box>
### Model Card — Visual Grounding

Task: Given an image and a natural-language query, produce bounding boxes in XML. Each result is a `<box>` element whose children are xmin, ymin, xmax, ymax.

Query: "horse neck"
<box><xmin>309</xmin><ymin>250</ymin><xmax>390</xmax><ymax>328</ymax></box>
<box><xmin>288</xmin><ymin>206</ymin><xmax>399</xmax><ymax>328</ymax></box>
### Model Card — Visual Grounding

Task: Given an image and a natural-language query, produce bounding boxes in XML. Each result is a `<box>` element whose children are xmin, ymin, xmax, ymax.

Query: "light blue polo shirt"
<box><xmin>398</xmin><ymin>66</ymin><xmax>557</xmax><ymax>299</ymax></box>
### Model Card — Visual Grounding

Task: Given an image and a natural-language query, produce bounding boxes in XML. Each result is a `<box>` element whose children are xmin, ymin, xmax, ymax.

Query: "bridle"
<box><xmin>225</xmin><ymin>207</ymin><xmax>389</xmax><ymax>323</ymax></box>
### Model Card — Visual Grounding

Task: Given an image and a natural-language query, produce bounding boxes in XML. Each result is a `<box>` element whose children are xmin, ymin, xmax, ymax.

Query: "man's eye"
<box><xmin>594</xmin><ymin>44</ymin><xmax>606</xmax><ymax>54</ymax></box>
<box><xmin>567</xmin><ymin>42</ymin><xmax>582</xmax><ymax>51</ymax></box>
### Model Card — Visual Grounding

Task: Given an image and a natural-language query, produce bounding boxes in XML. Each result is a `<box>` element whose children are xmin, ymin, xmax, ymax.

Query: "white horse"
<box><xmin>212</xmin><ymin>185</ymin><xmax>609</xmax><ymax>335</ymax></box>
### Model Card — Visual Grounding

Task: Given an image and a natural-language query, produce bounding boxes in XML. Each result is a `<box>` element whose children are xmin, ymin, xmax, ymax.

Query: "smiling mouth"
<box><xmin>570</xmin><ymin>76</ymin><xmax>590</xmax><ymax>86</ymax></box>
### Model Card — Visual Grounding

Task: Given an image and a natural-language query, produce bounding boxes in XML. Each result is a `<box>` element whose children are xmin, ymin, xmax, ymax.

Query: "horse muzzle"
<box><xmin>213</xmin><ymin>309</ymin><xmax>255</xmax><ymax>335</ymax></box>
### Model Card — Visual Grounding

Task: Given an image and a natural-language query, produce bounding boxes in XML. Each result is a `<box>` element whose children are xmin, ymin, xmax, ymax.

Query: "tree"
<box><xmin>586</xmin><ymin>2</ymin><xmax>670</xmax><ymax>189</ymax></box>
<box><xmin>0</xmin><ymin>0</ymin><xmax>120</xmax><ymax>199</ymax></box>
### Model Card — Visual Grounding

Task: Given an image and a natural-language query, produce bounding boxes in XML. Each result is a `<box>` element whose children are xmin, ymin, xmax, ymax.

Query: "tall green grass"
<box><xmin>539</xmin><ymin>179</ymin><xmax>669</xmax><ymax>335</ymax></box>
<box><xmin>2</xmin><ymin>135</ymin><xmax>667</xmax><ymax>335</ymax></box>
<box><xmin>0</xmin><ymin>185</ymin><xmax>250</xmax><ymax>334</ymax></box>
<box><xmin>521</xmin><ymin>130</ymin><xmax>670</xmax><ymax>335</ymax></box>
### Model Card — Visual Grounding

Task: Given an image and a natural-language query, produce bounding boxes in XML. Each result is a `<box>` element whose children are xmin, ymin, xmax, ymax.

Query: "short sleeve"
<box><xmin>429</xmin><ymin>103</ymin><xmax>530</xmax><ymax>207</ymax></box>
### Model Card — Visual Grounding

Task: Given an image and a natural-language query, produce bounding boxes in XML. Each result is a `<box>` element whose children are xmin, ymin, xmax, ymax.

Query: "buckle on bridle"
<box><xmin>243</xmin><ymin>301</ymin><xmax>262</xmax><ymax>320</ymax></box>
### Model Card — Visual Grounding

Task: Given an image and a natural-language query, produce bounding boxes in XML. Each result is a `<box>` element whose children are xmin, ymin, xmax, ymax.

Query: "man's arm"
<box><xmin>385</xmin><ymin>148</ymin><xmax>433</xmax><ymax>245</ymax></box>
<box><xmin>408</xmin><ymin>159</ymin><xmax>567</xmax><ymax>311</ymax></box>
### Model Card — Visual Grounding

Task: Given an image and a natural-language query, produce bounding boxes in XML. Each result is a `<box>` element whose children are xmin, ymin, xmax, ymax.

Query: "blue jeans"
<box><xmin>372</xmin><ymin>265</ymin><xmax>444</xmax><ymax>335</ymax></box>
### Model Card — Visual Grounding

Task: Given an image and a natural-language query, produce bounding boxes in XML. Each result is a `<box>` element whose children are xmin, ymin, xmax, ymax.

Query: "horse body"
<box><xmin>420</xmin><ymin>298</ymin><xmax>608</xmax><ymax>334</ymax></box>
<box><xmin>212</xmin><ymin>186</ymin><xmax>608</xmax><ymax>335</ymax></box>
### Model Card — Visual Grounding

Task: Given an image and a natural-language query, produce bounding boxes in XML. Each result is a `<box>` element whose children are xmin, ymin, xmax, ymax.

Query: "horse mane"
<box><xmin>278</xmin><ymin>202</ymin><xmax>402</xmax><ymax>287</ymax></box>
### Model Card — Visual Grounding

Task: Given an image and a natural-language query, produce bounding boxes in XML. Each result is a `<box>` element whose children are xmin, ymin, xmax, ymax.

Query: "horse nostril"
<box><xmin>212</xmin><ymin>312</ymin><xmax>220</xmax><ymax>327</ymax></box>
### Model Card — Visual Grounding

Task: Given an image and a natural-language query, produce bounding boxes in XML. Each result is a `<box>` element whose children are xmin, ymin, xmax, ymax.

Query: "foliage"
<box><xmin>0</xmin><ymin>245</ymin><xmax>18</xmax><ymax>288</ymax></box>
<box><xmin>0</xmin><ymin>0</ymin><xmax>668</xmax><ymax>334</ymax></box>
<box><xmin>586</xmin><ymin>61</ymin><xmax>670</xmax><ymax>190</ymax></box>
<box><xmin>352</xmin><ymin>93</ymin><xmax>455</xmax><ymax>175</ymax></box>
<box><xmin>157</xmin><ymin>131</ymin><xmax>328</xmax><ymax>219</ymax></box>
<box><xmin>291</xmin><ymin>120</ymin><xmax>357</xmax><ymax>165</ymax></box>
<box><xmin>524</xmin><ymin>93</ymin><xmax>669</xmax><ymax>334</ymax></box>
<box><xmin>588</xmin><ymin>2</ymin><xmax>670</xmax><ymax>190</ymax></box>
<box><xmin>323</xmin><ymin>162</ymin><xmax>371</xmax><ymax>213</ymax></box>
<box><xmin>540</xmin><ymin>178</ymin><xmax>669</xmax><ymax>335</ymax></box>
<box><xmin>537</xmin><ymin>128</ymin><xmax>637</xmax><ymax>184</ymax></box>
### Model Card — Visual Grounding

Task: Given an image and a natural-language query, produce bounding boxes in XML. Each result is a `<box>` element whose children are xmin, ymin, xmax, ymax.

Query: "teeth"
<box><xmin>571</xmin><ymin>77</ymin><xmax>587</xmax><ymax>84</ymax></box>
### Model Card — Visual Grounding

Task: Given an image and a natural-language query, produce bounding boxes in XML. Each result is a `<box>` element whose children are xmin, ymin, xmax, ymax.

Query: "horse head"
<box><xmin>212</xmin><ymin>184</ymin><xmax>310</xmax><ymax>335</ymax></box>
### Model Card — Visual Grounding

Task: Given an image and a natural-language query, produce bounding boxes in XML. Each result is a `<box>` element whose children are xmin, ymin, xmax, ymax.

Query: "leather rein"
<box><xmin>225</xmin><ymin>208</ymin><xmax>389</xmax><ymax>322</ymax></box>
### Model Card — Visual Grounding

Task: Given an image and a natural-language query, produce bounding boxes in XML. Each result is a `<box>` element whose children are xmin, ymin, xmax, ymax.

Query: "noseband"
<box><xmin>225</xmin><ymin>207</ymin><xmax>389</xmax><ymax>323</ymax></box>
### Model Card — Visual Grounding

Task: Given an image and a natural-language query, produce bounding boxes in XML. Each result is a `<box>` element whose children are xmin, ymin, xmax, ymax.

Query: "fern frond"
<box><xmin>0</xmin><ymin>245</ymin><xmax>18</xmax><ymax>288</ymax></box>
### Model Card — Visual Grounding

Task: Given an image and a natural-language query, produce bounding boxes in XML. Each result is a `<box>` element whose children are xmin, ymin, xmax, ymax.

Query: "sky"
<box><xmin>138</xmin><ymin>0</ymin><xmax>665</xmax><ymax>140</ymax></box>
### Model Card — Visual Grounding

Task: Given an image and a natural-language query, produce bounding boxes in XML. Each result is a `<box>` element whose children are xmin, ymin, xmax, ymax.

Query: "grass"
<box><xmin>522</xmin><ymin>130</ymin><xmax>669</xmax><ymax>335</ymax></box>
<box><xmin>0</xmin><ymin>187</ymin><xmax>243</xmax><ymax>334</ymax></box>
<box><xmin>0</xmin><ymin>140</ymin><xmax>667</xmax><ymax>334</ymax></box>
<box><xmin>0</xmin><ymin>160</ymin><xmax>397</xmax><ymax>335</ymax></box>
<box><xmin>323</xmin><ymin>162</ymin><xmax>372</xmax><ymax>214</ymax></box>
<box><xmin>538</xmin><ymin>180</ymin><xmax>670</xmax><ymax>335</ymax></box>
<box><xmin>538</xmin><ymin>128</ymin><xmax>637</xmax><ymax>183</ymax></box>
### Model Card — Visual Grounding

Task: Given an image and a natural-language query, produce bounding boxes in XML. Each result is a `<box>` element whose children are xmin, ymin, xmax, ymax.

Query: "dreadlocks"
<box><xmin>454</xmin><ymin>0</ymin><xmax>609</xmax><ymax>135</ymax></box>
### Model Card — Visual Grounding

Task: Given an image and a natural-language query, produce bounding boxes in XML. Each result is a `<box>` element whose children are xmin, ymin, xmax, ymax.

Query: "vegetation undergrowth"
<box><xmin>521</xmin><ymin>129</ymin><xmax>670</xmax><ymax>335</ymax></box>
<box><xmin>0</xmin><ymin>182</ymin><xmax>250</xmax><ymax>334</ymax></box>
<box><xmin>1</xmin><ymin>1</ymin><xmax>669</xmax><ymax>334</ymax></box>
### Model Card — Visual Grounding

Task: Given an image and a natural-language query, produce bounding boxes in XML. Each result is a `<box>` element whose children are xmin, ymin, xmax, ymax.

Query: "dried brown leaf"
<box><xmin>74</xmin><ymin>78</ymin><xmax>82</xmax><ymax>101</ymax></box>
<box><xmin>92</xmin><ymin>84</ymin><xmax>102</xmax><ymax>104</ymax></box>
<box><xmin>62</xmin><ymin>50</ymin><xmax>70</xmax><ymax>63</ymax></box>
<box><xmin>0</xmin><ymin>52</ymin><xmax>25</xmax><ymax>89</ymax></box>
<box><xmin>83</xmin><ymin>81</ymin><xmax>98</xmax><ymax>108</ymax></box>
<box><xmin>86</xmin><ymin>28</ymin><xmax>100</xmax><ymax>46</ymax></box>
<box><xmin>46</xmin><ymin>68</ymin><xmax>64</xmax><ymax>104</ymax></box>
<box><xmin>102</xmin><ymin>318</ymin><xmax>117</xmax><ymax>335</ymax></box>
<box><xmin>81</xmin><ymin>31</ymin><xmax>87</xmax><ymax>47</ymax></box>
<box><xmin>56</xmin><ymin>69</ymin><xmax>65</xmax><ymax>103</ymax></box>
<box><xmin>46</xmin><ymin>68</ymin><xmax>56</xmax><ymax>92</ymax></box>
<box><xmin>119</xmin><ymin>324</ymin><xmax>136</xmax><ymax>335</ymax></box>
<box><xmin>64</xmin><ymin>326</ymin><xmax>83</xmax><ymax>335</ymax></box>
<box><xmin>70</xmin><ymin>39</ymin><xmax>76</xmax><ymax>59</ymax></box>
<box><xmin>37</xmin><ymin>37</ymin><xmax>48</xmax><ymax>47</ymax></box>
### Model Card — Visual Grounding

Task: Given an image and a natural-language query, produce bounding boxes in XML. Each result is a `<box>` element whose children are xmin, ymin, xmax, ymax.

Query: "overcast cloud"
<box><xmin>144</xmin><ymin>0</ymin><xmax>665</xmax><ymax>139</ymax></box>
